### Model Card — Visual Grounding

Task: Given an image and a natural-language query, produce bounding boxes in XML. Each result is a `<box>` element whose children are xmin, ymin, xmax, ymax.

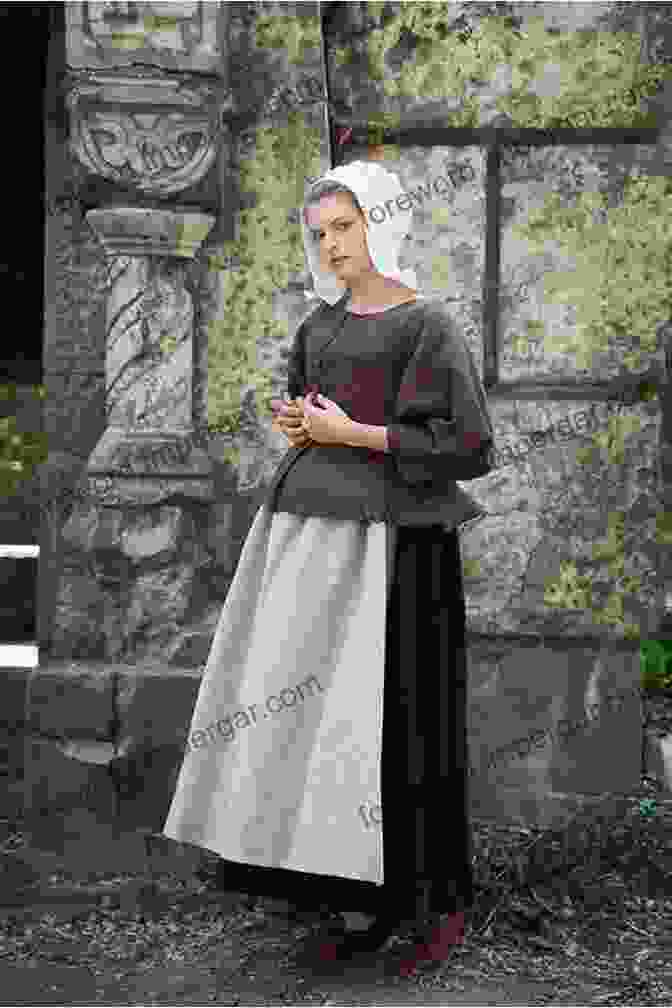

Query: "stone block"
<box><xmin>66</xmin><ymin>0</ymin><xmax>226</xmax><ymax>74</ymax></box>
<box><xmin>119</xmin><ymin>506</ymin><xmax>189</xmax><ymax>563</ymax></box>
<box><xmin>165</xmin><ymin>624</ymin><xmax>218</xmax><ymax>669</ymax></box>
<box><xmin>50</xmin><ymin>571</ymin><xmax>111</xmax><ymax>660</ymax></box>
<box><xmin>205</xmin><ymin>492</ymin><xmax>237</xmax><ymax>570</ymax></box>
<box><xmin>125</xmin><ymin>563</ymin><xmax>194</xmax><ymax>637</ymax></box>
<box><xmin>0</xmin><ymin>509</ymin><xmax>36</xmax><ymax>548</ymax></box>
<box><xmin>461</xmin><ymin>514</ymin><xmax>544</xmax><ymax>627</ymax></box>
<box><xmin>40</xmin><ymin>372</ymin><xmax>107</xmax><ymax>458</ymax></box>
<box><xmin>231</xmin><ymin>489</ymin><xmax>267</xmax><ymax>546</ymax></box>
<box><xmin>144</xmin><ymin>831</ymin><xmax>203</xmax><ymax>882</ymax></box>
<box><xmin>202</xmin><ymin>489</ymin><xmax>266</xmax><ymax>580</ymax></box>
<box><xmin>23</xmin><ymin>735</ymin><xmax>147</xmax><ymax>874</ymax></box>
<box><xmin>114</xmin><ymin>664</ymin><xmax>201</xmax><ymax>832</ymax></box>
<box><xmin>0</xmin><ymin>667</ymin><xmax>29</xmax><ymax>822</ymax></box>
<box><xmin>467</xmin><ymin>641</ymin><xmax>642</xmax><ymax>828</ymax></box>
<box><xmin>0</xmin><ymin>852</ymin><xmax>42</xmax><ymax>906</ymax></box>
<box><xmin>26</xmin><ymin>662</ymin><xmax>117</xmax><ymax>740</ymax></box>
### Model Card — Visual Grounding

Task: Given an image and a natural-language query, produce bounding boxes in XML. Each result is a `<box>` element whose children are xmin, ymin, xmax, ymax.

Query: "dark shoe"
<box><xmin>328</xmin><ymin>911</ymin><xmax>402</xmax><ymax>964</ymax></box>
<box><xmin>398</xmin><ymin>910</ymin><xmax>465</xmax><ymax>976</ymax></box>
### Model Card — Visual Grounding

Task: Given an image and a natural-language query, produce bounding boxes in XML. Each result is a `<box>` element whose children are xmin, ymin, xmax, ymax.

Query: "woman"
<box><xmin>163</xmin><ymin>160</ymin><xmax>495</xmax><ymax>971</ymax></box>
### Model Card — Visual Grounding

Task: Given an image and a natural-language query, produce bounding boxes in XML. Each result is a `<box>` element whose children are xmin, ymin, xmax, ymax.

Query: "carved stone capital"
<box><xmin>86</xmin><ymin>429</ymin><xmax>214</xmax><ymax>483</ymax></box>
<box><xmin>86</xmin><ymin>207</ymin><xmax>215</xmax><ymax>258</ymax></box>
<box><xmin>66</xmin><ymin>71</ymin><xmax>233</xmax><ymax>195</ymax></box>
<box><xmin>66</xmin><ymin>2</ymin><xmax>224</xmax><ymax>74</ymax></box>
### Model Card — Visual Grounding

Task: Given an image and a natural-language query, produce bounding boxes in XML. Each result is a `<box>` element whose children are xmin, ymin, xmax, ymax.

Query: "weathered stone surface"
<box><xmin>0</xmin><ymin>507</ymin><xmax>35</xmax><ymax>550</ymax></box>
<box><xmin>66</xmin><ymin>1</ymin><xmax>227</xmax><ymax>75</ymax></box>
<box><xmin>0</xmin><ymin>668</ymin><xmax>28</xmax><ymax>822</ymax></box>
<box><xmin>22</xmin><ymin>645</ymin><xmax>644</xmax><ymax>861</ymax></box>
<box><xmin>142</xmin><ymin>831</ymin><xmax>203</xmax><ymax>882</ymax></box>
<box><xmin>113</xmin><ymin>665</ymin><xmax>202</xmax><ymax>831</ymax></box>
<box><xmin>204</xmin><ymin>506</ymin><xmax>237</xmax><ymax>571</ymax></box>
<box><xmin>460</xmin><ymin>513</ymin><xmax>545</xmax><ymax>627</ymax></box>
<box><xmin>39</xmin><ymin>373</ymin><xmax>107</xmax><ymax>457</ymax></box>
<box><xmin>456</xmin><ymin>398</ymin><xmax>662</xmax><ymax>639</ymax></box>
<box><xmin>204</xmin><ymin>487</ymin><xmax>267</xmax><ymax>574</ymax></box>
<box><xmin>26</xmin><ymin>663</ymin><xmax>117</xmax><ymax>740</ymax></box>
<box><xmin>22</xmin><ymin>725</ymin><xmax>207</xmax><ymax>877</ymax></box>
<box><xmin>236</xmin><ymin>416</ymin><xmax>289</xmax><ymax>494</ymax></box>
<box><xmin>119</xmin><ymin>506</ymin><xmax>190</xmax><ymax>562</ymax></box>
<box><xmin>23</xmin><ymin>735</ymin><xmax>147</xmax><ymax>873</ymax></box>
<box><xmin>82</xmin><ymin>209</ymin><xmax>215</xmax><ymax>487</ymax></box>
<box><xmin>43</xmin><ymin>203</ymin><xmax>109</xmax><ymax>380</ymax></box>
<box><xmin>0</xmin><ymin>852</ymin><xmax>41</xmax><ymax>905</ymax></box>
<box><xmin>164</xmin><ymin>609</ymin><xmax>222</xmax><ymax>668</ymax></box>
<box><xmin>325</xmin><ymin>2</ymin><xmax>668</xmax><ymax>128</ymax></box>
<box><xmin>46</xmin><ymin>493</ymin><xmax>220</xmax><ymax>663</ymax></box>
<box><xmin>28</xmin><ymin>448</ymin><xmax>94</xmax><ymax>654</ymax></box>
<box><xmin>68</xmin><ymin>76</ymin><xmax>225</xmax><ymax>197</ymax></box>
<box><xmin>126</xmin><ymin>561</ymin><xmax>192</xmax><ymax>624</ymax></box>
<box><xmin>468</xmin><ymin>641</ymin><xmax>643</xmax><ymax>828</ymax></box>
<box><xmin>50</xmin><ymin>570</ymin><xmax>117</xmax><ymax>661</ymax></box>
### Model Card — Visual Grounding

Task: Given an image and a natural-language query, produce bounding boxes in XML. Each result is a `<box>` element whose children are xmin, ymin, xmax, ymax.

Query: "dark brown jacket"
<box><xmin>265</xmin><ymin>295</ymin><xmax>494</xmax><ymax>529</ymax></box>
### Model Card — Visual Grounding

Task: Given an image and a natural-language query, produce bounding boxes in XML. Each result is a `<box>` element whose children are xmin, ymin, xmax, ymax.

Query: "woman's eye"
<box><xmin>315</xmin><ymin>222</ymin><xmax>350</xmax><ymax>240</ymax></box>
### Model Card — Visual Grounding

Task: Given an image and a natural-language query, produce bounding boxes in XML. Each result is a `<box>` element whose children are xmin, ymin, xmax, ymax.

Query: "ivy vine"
<box><xmin>205</xmin><ymin>107</ymin><xmax>322</xmax><ymax>466</ymax></box>
<box><xmin>513</xmin><ymin>174</ymin><xmax>672</xmax><ymax>372</ymax></box>
<box><xmin>334</xmin><ymin>7</ymin><xmax>670</xmax><ymax>129</ymax></box>
<box><xmin>542</xmin><ymin>404</ymin><xmax>669</xmax><ymax>658</ymax></box>
<box><xmin>254</xmin><ymin>13</ymin><xmax>322</xmax><ymax>64</ymax></box>
<box><xmin>0</xmin><ymin>384</ymin><xmax>49</xmax><ymax>499</ymax></box>
<box><xmin>512</xmin><ymin>173</ymin><xmax>671</xmax><ymax>657</ymax></box>
<box><xmin>543</xmin><ymin>511</ymin><xmax>643</xmax><ymax>641</ymax></box>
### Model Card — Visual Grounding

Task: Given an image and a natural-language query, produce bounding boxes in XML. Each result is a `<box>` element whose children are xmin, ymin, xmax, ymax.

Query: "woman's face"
<box><xmin>304</xmin><ymin>192</ymin><xmax>373</xmax><ymax>281</ymax></box>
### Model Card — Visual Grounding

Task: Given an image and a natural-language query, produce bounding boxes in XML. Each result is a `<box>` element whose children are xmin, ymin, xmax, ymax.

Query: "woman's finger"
<box><xmin>274</xmin><ymin>413</ymin><xmax>302</xmax><ymax>429</ymax></box>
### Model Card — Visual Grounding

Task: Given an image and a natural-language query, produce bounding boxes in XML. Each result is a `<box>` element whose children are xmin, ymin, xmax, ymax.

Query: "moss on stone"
<box><xmin>205</xmin><ymin>111</ymin><xmax>322</xmax><ymax>445</ymax></box>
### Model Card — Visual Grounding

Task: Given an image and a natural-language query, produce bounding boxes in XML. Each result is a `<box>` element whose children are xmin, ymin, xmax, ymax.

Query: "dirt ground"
<box><xmin>0</xmin><ymin>891</ymin><xmax>670</xmax><ymax>1006</ymax></box>
<box><xmin>1</xmin><ymin>798</ymin><xmax>670</xmax><ymax>1006</ymax></box>
<box><xmin>0</xmin><ymin>691</ymin><xmax>670</xmax><ymax>1005</ymax></box>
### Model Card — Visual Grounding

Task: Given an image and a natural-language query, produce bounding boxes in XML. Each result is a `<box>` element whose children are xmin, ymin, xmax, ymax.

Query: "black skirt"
<box><xmin>204</xmin><ymin>523</ymin><xmax>474</xmax><ymax>923</ymax></box>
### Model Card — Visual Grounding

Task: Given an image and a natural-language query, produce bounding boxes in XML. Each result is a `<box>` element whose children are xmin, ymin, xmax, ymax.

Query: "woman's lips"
<box><xmin>331</xmin><ymin>257</ymin><xmax>348</xmax><ymax>267</ymax></box>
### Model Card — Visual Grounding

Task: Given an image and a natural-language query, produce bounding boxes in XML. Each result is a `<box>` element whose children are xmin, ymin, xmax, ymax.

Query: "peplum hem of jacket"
<box><xmin>264</xmin><ymin>295</ymin><xmax>495</xmax><ymax>530</ymax></box>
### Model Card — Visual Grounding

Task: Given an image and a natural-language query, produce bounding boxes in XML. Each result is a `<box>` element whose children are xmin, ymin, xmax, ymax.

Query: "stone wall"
<box><xmin>12</xmin><ymin>1</ymin><xmax>672</xmax><ymax>871</ymax></box>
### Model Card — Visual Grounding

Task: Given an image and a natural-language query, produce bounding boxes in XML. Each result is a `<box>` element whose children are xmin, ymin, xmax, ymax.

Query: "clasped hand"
<box><xmin>271</xmin><ymin>392</ymin><xmax>353</xmax><ymax>447</ymax></box>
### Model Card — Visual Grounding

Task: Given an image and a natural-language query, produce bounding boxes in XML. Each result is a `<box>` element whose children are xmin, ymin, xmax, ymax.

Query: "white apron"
<box><xmin>163</xmin><ymin>503</ymin><xmax>396</xmax><ymax>884</ymax></box>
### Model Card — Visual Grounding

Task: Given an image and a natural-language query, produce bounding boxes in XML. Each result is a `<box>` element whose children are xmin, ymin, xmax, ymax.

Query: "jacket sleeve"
<box><xmin>386</xmin><ymin>308</ymin><xmax>496</xmax><ymax>484</ymax></box>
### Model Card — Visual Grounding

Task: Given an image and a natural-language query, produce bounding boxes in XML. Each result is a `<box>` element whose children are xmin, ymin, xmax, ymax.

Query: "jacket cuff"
<box><xmin>388</xmin><ymin>421</ymin><xmax>495</xmax><ymax>484</ymax></box>
<box><xmin>386</xmin><ymin>423</ymin><xmax>440</xmax><ymax>484</ymax></box>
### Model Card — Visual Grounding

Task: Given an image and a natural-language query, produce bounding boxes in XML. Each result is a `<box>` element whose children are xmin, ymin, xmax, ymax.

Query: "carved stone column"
<box><xmin>47</xmin><ymin>59</ymin><xmax>230</xmax><ymax>661</ymax></box>
<box><xmin>83</xmin><ymin>207</ymin><xmax>214</xmax><ymax>493</ymax></box>
<box><xmin>62</xmin><ymin>66</ymin><xmax>229</xmax><ymax>502</ymax></box>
